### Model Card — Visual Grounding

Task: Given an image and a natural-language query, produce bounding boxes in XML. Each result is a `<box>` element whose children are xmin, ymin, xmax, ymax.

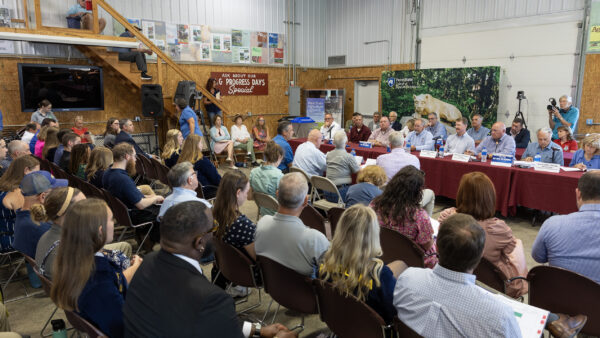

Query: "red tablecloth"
<box><xmin>289</xmin><ymin>138</ymin><xmax>581</xmax><ymax>216</ymax></box>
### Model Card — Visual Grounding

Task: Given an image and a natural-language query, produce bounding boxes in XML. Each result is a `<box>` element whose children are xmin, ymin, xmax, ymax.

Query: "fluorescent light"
<box><xmin>0</xmin><ymin>32</ymin><xmax>138</xmax><ymax>48</ymax></box>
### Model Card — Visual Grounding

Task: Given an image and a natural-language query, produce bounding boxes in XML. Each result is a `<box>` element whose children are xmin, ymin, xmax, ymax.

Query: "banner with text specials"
<box><xmin>210</xmin><ymin>72</ymin><xmax>268</xmax><ymax>96</ymax></box>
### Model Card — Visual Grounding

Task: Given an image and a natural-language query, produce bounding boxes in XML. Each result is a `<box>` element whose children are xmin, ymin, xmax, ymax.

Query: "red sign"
<box><xmin>210</xmin><ymin>72</ymin><xmax>268</xmax><ymax>96</ymax></box>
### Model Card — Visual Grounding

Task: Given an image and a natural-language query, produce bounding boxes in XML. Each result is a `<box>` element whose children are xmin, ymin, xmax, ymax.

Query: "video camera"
<box><xmin>547</xmin><ymin>98</ymin><xmax>557</xmax><ymax>111</ymax></box>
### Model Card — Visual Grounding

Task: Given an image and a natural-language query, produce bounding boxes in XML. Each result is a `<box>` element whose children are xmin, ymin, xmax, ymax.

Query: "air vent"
<box><xmin>328</xmin><ymin>55</ymin><xmax>346</xmax><ymax>67</ymax></box>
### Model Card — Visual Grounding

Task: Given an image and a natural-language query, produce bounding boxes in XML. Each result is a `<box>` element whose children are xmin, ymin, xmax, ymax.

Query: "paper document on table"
<box><xmin>514</xmin><ymin>161</ymin><xmax>534</xmax><ymax>167</ymax></box>
<box><xmin>561</xmin><ymin>166</ymin><xmax>582</xmax><ymax>172</ymax></box>
<box><xmin>354</xmin><ymin>156</ymin><xmax>363</xmax><ymax>166</ymax></box>
<box><xmin>493</xmin><ymin>294</ymin><xmax>549</xmax><ymax>338</ymax></box>
<box><xmin>360</xmin><ymin>158</ymin><xmax>377</xmax><ymax>169</ymax></box>
<box><xmin>430</xmin><ymin>218</ymin><xmax>440</xmax><ymax>238</ymax></box>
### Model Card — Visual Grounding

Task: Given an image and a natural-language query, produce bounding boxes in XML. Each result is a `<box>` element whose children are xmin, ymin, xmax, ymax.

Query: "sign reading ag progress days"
<box><xmin>210</xmin><ymin>72</ymin><xmax>268</xmax><ymax>96</ymax></box>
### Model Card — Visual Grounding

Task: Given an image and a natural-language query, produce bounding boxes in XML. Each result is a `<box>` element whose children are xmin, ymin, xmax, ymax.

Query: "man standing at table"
<box><xmin>292</xmin><ymin>129</ymin><xmax>326</xmax><ymax>178</ymax></box>
<box><xmin>368</xmin><ymin>112</ymin><xmax>381</xmax><ymax>131</ymax></box>
<box><xmin>389</xmin><ymin>111</ymin><xmax>403</xmax><ymax>131</ymax></box>
<box><xmin>348</xmin><ymin>113</ymin><xmax>371</xmax><ymax>143</ymax></box>
<box><xmin>521</xmin><ymin>127</ymin><xmax>563</xmax><ymax>165</ymax></box>
<box><xmin>407</xmin><ymin>119</ymin><xmax>434</xmax><ymax>151</ymax></box>
<box><xmin>273</xmin><ymin>121</ymin><xmax>294</xmax><ymax>173</ymax></box>
<box><xmin>506</xmin><ymin>118</ymin><xmax>530</xmax><ymax>148</ymax></box>
<box><xmin>467</xmin><ymin>114</ymin><xmax>489</xmax><ymax>146</ymax></box>
<box><xmin>446</xmin><ymin>117</ymin><xmax>475</xmax><ymax>154</ymax></box>
<box><xmin>549</xmin><ymin>95</ymin><xmax>579</xmax><ymax>140</ymax></box>
<box><xmin>426</xmin><ymin>113</ymin><xmax>447</xmax><ymax>141</ymax></box>
<box><xmin>469</xmin><ymin>122</ymin><xmax>515</xmax><ymax>158</ymax></box>
<box><xmin>368</xmin><ymin>116</ymin><xmax>394</xmax><ymax>148</ymax></box>
<box><xmin>320</xmin><ymin>113</ymin><xmax>341</xmax><ymax>141</ymax></box>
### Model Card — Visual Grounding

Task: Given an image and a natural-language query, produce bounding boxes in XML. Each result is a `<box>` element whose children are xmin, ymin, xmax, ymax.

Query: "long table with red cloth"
<box><xmin>289</xmin><ymin>138</ymin><xmax>581</xmax><ymax>216</ymax></box>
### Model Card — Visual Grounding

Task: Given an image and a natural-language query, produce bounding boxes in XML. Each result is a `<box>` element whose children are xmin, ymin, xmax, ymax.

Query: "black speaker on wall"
<box><xmin>174</xmin><ymin>80</ymin><xmax>197</xmax><ymax>109</ymax></box>
<box><xmin>141</xmin><ymin>84</ymin><xmax>164</xmax><ymax>118</ymax></box>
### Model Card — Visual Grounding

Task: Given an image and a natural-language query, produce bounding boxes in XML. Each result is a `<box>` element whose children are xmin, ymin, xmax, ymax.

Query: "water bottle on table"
<box><xmin>351</xmin><ymin>149</ymin><xmax>356</xmax><ymax>157</ymax></box>
<box><xmin>534</xmin><ymin>153</ymin><xmax>541</xmax><ymax>162</ymax></box>
<box><xmin>439</xmin><ymin>144</ymin><xmax>445</xmax><ymax>158</ymax></box>
<box><xmin>435</xmin><ymin>138</ymin><xmax>442</xmax><ymax>151</ymax></box>
<box><xmin>481</xmin><ymin>148</ymin><xmax>487</xmax><ymax>162</ymax></box>
<box><xmin>405</xmin><ymin>140</ymin><xmax>411</xmax><ymax>153</ymax></box>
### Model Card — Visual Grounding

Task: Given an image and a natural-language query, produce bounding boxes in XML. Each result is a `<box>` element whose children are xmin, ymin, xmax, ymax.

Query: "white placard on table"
<box><xmin>360</xmin><ymin>158</ymin><xmax>377</xmax><ymax>169</ymax></box>
<box><xmin>493</xmin><ymin>294</ymin><xmax>550</xmax><ymax>338</ymax></box>
<box><xmin>451</xmin><ymin>153</ymin><xmax>471</xmax><ymax>162</ymax></box>
<box><xmin>419</xmin><ymin>150</ymin><xmax>437</xmax><ymax>158</ymax></box>
<box><xmin>354</xmin><ymin>156</ymin><xmax>364</xmax><ymax>166</ymax></box>
<box><xmin>534</xmin><ymin>162</ymin><xmax>560</xmax><ymax>173</ymax></box>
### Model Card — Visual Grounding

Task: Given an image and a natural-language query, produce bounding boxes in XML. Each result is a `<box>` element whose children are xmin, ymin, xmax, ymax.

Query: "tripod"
<box><xmin>152</xmin><ymin>117</ymin><xmax>160</xmax><ymax>156</ymax></box>
<box><xmin>192</xmin><ymin>92</ymin><xmax>218</xmax><ymax>164</ymax></box>
<box><xmin>515</xmin><ymin>94</ymin><xmax>528</xmax><ymax>130</ymax></box>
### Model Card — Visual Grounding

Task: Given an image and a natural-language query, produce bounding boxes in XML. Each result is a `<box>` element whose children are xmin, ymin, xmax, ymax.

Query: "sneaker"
<box><xmin>226</xmin><ymin>285</ymin><xmax>251</xmax><ymax>298</ymax></box>
<box><xmin>251</xmin><ymin>161</ymin><xmax>260</xmax><ymax>167</ymax></box>
<box><xmin>141</xmin><ymin>72</ymin><xmax>152</xmax><ymax>80</ymax></box>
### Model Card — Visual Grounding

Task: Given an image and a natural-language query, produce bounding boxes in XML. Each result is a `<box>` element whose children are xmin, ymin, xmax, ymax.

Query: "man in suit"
<box><xmin>506</xmin><ymin>118</ymin><xmax>530</xmax><ymax>148</ymax></box>
<box><xmin>115</xmin><ymin>118</ymin><xmax>155</xmax><ymax>159</ymax></box>
<box><xmin>123</xmin><ymin>201</ymin><xmax>294</xmax><ymax>337</ymax></box>
<box><xmin>389</xmin><ymin>111</ymin><xmax>403</xmax><ymax>131</ymax></box>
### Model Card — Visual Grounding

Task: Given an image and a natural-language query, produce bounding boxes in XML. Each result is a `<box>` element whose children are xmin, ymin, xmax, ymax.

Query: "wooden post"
<box><xmin>91</xmin><ymin>0</ymin><xmax>100</xmax><ymax>34</ymax></box>
<box><xmin>34</xmin><ymin>0</ymin><xmax>41</xmax><ymax>30</ymax></box>
<box><xmin>22</xmin><ymin>0</ymin><xmax>29</xmax><ymax>29</ymax></box>
<box><xmin>157</xmin><ymin>57</ymin><xmax>163</xmax><ymax>86</ymax></box>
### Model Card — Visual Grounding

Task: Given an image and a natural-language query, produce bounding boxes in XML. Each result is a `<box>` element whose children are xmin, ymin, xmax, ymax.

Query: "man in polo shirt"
<box><xmin>446</xmin><ymin>117</ymin><xmax>475</xmax><ymax>154</ymax></box>
<box><xmin>466</xmin><ymin>114</ymin><xmax>489</xmax><ymax>146</ymax></box>
<box><xmin>255</xmin><ymin>173</ymin><xmax>330</xmax><ymax>277</ymax></box>
<box><xmin>521</xmin><ymin>127</ymin><xmax>563</xmax><ymax>165</ymax></box>
<box><xmin>407</xmin><ymin>119</ymin><xmax>434</xmax><ymax>151</ymax></box>
<box><xmin>273</xmin><ymin>121</ymin><xmax>294</xmax><ymax>173</ymax></box>
<box><xmin>158</xmin><ymin>162</ymin><xmax>211</xmax><ymax>219</ymax></box>
<box><xmin>368</xmin><ymin>116</ymin><xmax>394</xmax><ymax>148</ymax></box>
<box><xmin>103</xmin><ymin>143</ymin><xmax>164</xmax><ymax>242</ymax></box>
<box><xmin>470</xmin><ymin>122</ymin><xmax>516</xmax><ymax>158</ymax></box>
<box><xmin>292</xmin><ymin>129</ymin><xmax>326</xmax><ymax>178</ymax></box>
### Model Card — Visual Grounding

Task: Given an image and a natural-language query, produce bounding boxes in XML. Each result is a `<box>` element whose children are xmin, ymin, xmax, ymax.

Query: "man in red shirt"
<box><xmin>348</xmin><ymin>112</ymin><xmax>371</xmax><ymax>143</ymax></box>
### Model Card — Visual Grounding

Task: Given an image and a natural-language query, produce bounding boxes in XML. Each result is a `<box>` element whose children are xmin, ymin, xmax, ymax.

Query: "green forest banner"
<box><xmin>381</xmin><ymin>67</ymin><xmax>500</xmax><ymax>131</ymax></box>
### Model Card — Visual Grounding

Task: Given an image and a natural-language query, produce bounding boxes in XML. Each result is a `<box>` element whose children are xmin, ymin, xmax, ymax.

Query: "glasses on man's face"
<box><xmin>325</xmin><ymin>117</ymin><xmax>333</xmax><ymax>121</ymax></box>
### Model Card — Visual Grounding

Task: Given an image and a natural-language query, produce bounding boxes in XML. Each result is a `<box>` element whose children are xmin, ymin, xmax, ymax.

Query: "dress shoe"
<box><xmin>547</xmin><ymin>313</ymin><xmax>587</xmax><ymax>338</ymax></box>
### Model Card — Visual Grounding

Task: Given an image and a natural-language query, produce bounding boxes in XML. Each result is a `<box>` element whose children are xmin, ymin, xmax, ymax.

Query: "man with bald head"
<box><xmin>292</xmin><ymin>129</ymin><xmax>326</xmax><ymax>177</ymax></box>
<box><xmin>522</xmin><ymin>127</ymin><xmax>563</xmax><ymax>165</ymax></box>
<box><xmin>470</xmin><ymin>122</ymin><xmax>516</xmax><ymax>158</ymax></box>
<box><xmin>255</xmin><ymin>173</ymin><xmax>330</xmax><ymax>276</ymax></box>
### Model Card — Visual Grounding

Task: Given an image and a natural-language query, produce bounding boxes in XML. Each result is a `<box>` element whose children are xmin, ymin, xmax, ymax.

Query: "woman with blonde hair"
<box><xmin>319</xmin><ymin>204</ymin><xmax>406</xmax><ymax>324</ymax></box>
<box><xmin>570</xmin><ymin>133</ymin><xmax>600</xmax><ymax>170</ymax></box>
<box><xmin>345</xmin><ymin>165</ymin><xmax>387</xmax><ymax>207</ymax></box>
<box><xmin>161</xmin><ymin>129</ymin><xmax>183</xmax><ymax>168</ymax></box>
<box><xmin>42</xmin><ymin>127</ymin><xmax>60</xmax><ymax>161</ymax></box>
<box><xmin>50</xmin><ymin>198</ymin><xmax>142</xmax><ymax>337</ymax></box>
<box><xmin>437</xmin><ymin>172</ymin><xmax>528</xmax><ymax>298</ymax></box>
<box><xmin>85</xmin><ymin>147</ymin><xmax>113</xmax><ymax>188</ymax></box>
<box><xmin>178</xmin><ymin>134</ymin><xmax>221</xmax><ymax>199</ymax></box>
<box><xmin>34</xmin><ymin>126</ymin><xmax>51</xmax><ymax>158</ymax></box>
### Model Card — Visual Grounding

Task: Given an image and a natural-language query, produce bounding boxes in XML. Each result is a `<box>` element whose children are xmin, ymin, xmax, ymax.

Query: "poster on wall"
<box><xmin>141</xmin><ymin>20</ymin><xmax>166</xmax><ymax>60</ymax></box>
<box><xmin>210</xmin><ymin>72</ymin><xmax>268</xmax><ymax>96</ymax></box>
<box><xmin>306</xmin><ymin>98</ymin><xmax>326</xmax><ymax>122</ymax></box>
<box><xmin>588</xmin><ymin>0</ymin><xmax>600</xmax><ymax>52</ymax></box>
<box><xmin>381</xmin><ymin>67</ymin><xmax>500</xmax><ymax>133</ymax></box>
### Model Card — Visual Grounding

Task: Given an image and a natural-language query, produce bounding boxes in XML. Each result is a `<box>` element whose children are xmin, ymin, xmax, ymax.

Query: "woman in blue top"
<box><xmin>209</xmin><ymin>115</ymin><xmax>236</xmax><ymax>169</ymax></box>
<box><xmin>178</xmin><ymin>134</ymin><xmax>222</xmax><ymax>199</ymax></box>
<box><xmin>570</xmin><ymin>134</ymin><xmax>600</xmax><ymax>170</ymax></box>
<box><xmin>319</xmin><ymin>204</ymin><xmax>407</xmax><ymax>324</ymax></box>
<box><xmin>345</xmin><ymin>165</ymin><xmax>386</xmax><ymax>207</ymax></box>
<box><xmin>50</xmin><ymin>199</ymin><xmax>142</xmax><ymax>338</ymax></box>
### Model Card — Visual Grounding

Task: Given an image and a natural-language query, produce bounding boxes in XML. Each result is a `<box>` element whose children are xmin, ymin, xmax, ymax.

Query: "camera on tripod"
<box><xmin>547</xmin><ymin>98</ymin><xmax>557</xmax><ymax>111</ymax></box>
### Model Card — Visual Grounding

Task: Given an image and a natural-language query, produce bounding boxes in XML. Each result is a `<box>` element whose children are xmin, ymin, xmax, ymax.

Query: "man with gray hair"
<box><xmin>158</xmin><ymin>162</ymin><xmax>211</xmax><ymax>219</ymax></box>
<box><xmin>254</xmin><ymin>172</ymin><xmax>330</xmax><ymax>276</ymax></box>
<box><xmin>326</xmin><ymin>130</ymin><xmax>360</xmax><ymax>203</ymax></box>
<box><xmin>0</xmin><ymin>140</ymin><xmax>31</xmax><ymax>174</ymax></box>
<box><xmin>521</xmin><ymin>127</ymin><xmax>564</xmax><ymax>165</ymax></box>
<box><xmin>549</xmin><ymin>94</ymin><xmax>579</xmax><ymax>140</ymax></box>
<box><xmin>292</xmin><ymin>129</ymin><xmax>326</xmax><ymax>177</ymax></box>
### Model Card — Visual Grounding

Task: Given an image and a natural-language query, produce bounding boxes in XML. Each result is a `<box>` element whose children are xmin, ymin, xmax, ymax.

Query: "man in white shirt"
<box><xmin>292</xmin><ymin>129</ymin><xmax>326</xmax><ymax>177</ymax></box>
<box><xmin>446</xmin><ymin>117</ymin><xmax>475</xmax><ymax>154</ymax></box>
<box><xmin>21</xmin><ymin>123</ymin><xmax>37</xmax><ymax>146</ymax></box>
<box><xmin>320</xmin><ymin>113</ymin><xmax>341</xmax><ymax>141</ymax></box>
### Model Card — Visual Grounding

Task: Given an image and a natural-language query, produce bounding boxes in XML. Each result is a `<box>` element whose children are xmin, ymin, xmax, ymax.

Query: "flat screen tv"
<box><xmin>18</xmin><ymin>63</ymin><xmax>104</xmax><ymax>112</ymax></box>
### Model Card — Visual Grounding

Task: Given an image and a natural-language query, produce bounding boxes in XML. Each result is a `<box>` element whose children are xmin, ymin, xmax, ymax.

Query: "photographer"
<box><xmin>548</xmin><ymin>95</ymin><xmax>579</xmax><ymax>140</ymax></box>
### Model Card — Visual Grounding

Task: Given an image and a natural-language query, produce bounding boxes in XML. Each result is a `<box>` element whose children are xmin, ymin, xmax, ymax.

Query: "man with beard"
<box><xmin>123</xmin><ymin>201</ymin><xmax>295</xmax><ymax>338</ymax></box>
<box><xmin>103</xmin><ymin>143</ymin><xmax>164</xmax><ymax>244</ymax></box>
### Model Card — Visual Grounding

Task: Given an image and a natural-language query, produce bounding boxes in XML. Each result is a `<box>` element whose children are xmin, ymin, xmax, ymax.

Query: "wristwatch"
<box><xmin>251</xmin><ymin>323</ymin><xmax>262</xmax><ymax>338</ymax></box>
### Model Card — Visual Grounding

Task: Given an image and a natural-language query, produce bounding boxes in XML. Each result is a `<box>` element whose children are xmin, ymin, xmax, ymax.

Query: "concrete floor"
<box><xmin>1</xmin><ymin>165</ymin><xmax>547</xmax><ymax>337</ymax></box>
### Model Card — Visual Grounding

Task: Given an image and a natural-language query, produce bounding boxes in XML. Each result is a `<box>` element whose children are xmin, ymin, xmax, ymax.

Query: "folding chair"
<box><xmin>64</xmin><ymin>310</ymin><xmax>107</xmax><ymax>338</ymax></box>
<box><xmin>149</xmin><ymin>158</ymin><xmax>171</xmax><ymax>187</ymax></box>
<box><xmin>309</xmin><ymin>176</ymin><xmax>345</xmax><ymax>212</ymax></box>
<box><xmin>0</xmin><ymin>251</ymin><xmax>43</xmax><ymax>302</ymax></box>
<box><xmin>103</xmin><ymin>191</ymin><xmax>154</xmax><ymax>255</ymax></box>
<box><xmin>29</xmin><ymin>259</ymin><xmax>70</xmax><ymax>337</ymax></box>
<box><xmin>326</xmin><ymin>207</ymin><xmax>345</xmax><ymax>237</ymax></box>
<box><xmin>299</xmin><ymin>204</ymin><xmax>327</xmax><ymax>236</ymax></box>
<box><xmin>253</xmin><ymin>192</ymin><xmax>279</xmax><ymax>219</ymax></box>
<box><xmin>473</xmin><ymin>257</ymin><xmax>526</xmax><ymax>300</ymax></box>
<box><xmin>290</xmin><ymin>166</ymin><xmax>310</xmax><ymax>184</ymax></box>
<box><xmin>379</xmin><ymin>227</ymin><xmax>426</xmax><ymax>267</ymax></box>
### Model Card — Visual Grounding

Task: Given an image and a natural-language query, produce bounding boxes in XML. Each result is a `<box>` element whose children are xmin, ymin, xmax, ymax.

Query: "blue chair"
<box><xmin>66</xmin><ymin>16</ymin><xmax>81</xmax><ymax>29</ymax></box>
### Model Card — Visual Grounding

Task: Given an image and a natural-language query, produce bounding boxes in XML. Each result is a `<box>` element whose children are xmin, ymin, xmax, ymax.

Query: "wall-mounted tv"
<box><xmin>18</xmin><ymin>63</ymin><xmax>104</xmax><ymax>112</ymax></box>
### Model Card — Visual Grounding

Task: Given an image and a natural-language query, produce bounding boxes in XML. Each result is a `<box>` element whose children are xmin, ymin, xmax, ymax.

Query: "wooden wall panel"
<box><xmin>579</xmin><ymin>54</ymin><xmax>600</xmax><ymax>135</ymax></box>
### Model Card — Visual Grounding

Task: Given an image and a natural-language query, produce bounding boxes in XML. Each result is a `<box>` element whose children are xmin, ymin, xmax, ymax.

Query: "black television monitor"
<box><xmin>18</xmin><ymin>63</ymin><xmax>104</xmax><ymax>112</ymax></box>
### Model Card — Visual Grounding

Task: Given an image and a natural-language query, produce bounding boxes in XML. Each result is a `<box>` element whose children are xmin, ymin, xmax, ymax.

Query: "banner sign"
<box><xmin>210</xmin><ymin>72</ymin><xmax>268</xmax><ymax>96</ymax></box>
<box><xmin>589</xmin><ymin>1</ymin><xmax>600</xmax><ymax>52</ymax></box>
<box><xmin>306</xmin><ymin>98</ymin><xmax>325</xmax><ymax>122</ymax></box>
<box><xmin>381</xmin><ymin>67</ymin><xmax>500</xmax><ymax>135</ymax></box>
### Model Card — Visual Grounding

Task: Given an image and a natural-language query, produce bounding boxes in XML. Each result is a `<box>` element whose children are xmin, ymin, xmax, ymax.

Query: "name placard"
<box><xmin>534</xmin><ymin>162</ymin><xmax>561</xmax><ymax>173</ymax></box>
<box><xmin>452</xmin><ymin>153</ymin><xmax>471</xmax><ymax>162</ymax></box>
<box><xmin>420</xmin><ymin>150</ymin><xmax>437</xmax><ymax>158</ymax></box>
<box><xmin>359</xmin><ymin>141</ymin><xmax>373</xmax><ymax>148</ymax></box>
<box><xmin>490</xmin><ymin>153</ymin><xmax>514</xmax><ymax>167</ymax></box>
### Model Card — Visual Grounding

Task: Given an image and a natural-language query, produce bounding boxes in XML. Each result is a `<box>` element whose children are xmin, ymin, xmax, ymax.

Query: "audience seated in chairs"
<box><xmin>252</xmin><ymin>115</ymin><xmax>270</xmax><ymax>151</ymax></box>
<box><xmin>52</xmin><ymin>129</ymin><xmax>70</xmax><ymax>165</ymax></box>
<box><xmin>115</xmin><ymin>118</ymin><xmax>154</xmax><ymax>159</ymax></box>
<box><xmin>123</xmin><ymin>201</ymin><xmax>295</xmax><ymax>337</ymax></box>
<box><xmin>318</xmin><ymin>204</ymin><xmax>407</xmax><ymax>324</ymax></box>
<box><xmin>158</xmin><ymin>161</ymin><xmax>211</xmax><ymax>220</ymax></box>
<box><xmin>231</xmin><ymin>114</ymin><xmax>259</xmax><ymax>167</ymax></box>
<box><xmin>68</xmin><ymin>143</ymin><xmax>90</xmax><ymax>180</ymax></box>
<box><xmin>30</xmin><ymin>118</ymin><xmax>58</xmax><ymax>155</ymax></box>
<box><xmin>250</xmin><ymin>141</ymin><xmax>284</xmax><ymax>216</ymax></box>
<box><xmin>177</xmin><ymin>134</ymin><xmax>221</xmax><ymax>200</ymax></box>
<box><xmin>1</xmin><ymin>140</ymin><xmax>32</xmax><ymax>175</ymax></box>
<box><xmin>0</xmin><ymin>139</ymin><xmax>7</xmax><ymax>177</ymax></box>
<box><xmin>570</xmin><ymin>133</ymin><xmax>600</xmax><ymax>170</ymax></box>
<box><xmin>532</xmin><ymin>170</ymin><xmax>600</xmax><ymax>284</ymax></box>
<box><xmin>14</xmin><ymin>171</ymin><xmax>67</xmax><ymax>288</ymax></box>
<box><xmin>85</xmin><ymin>147</ymin><xmax>113</xmax><ymax>189</ymax></box>
<box><xmin>292</xmin><ymin>129</ymin><xmax>326</xmax><ymax>178</ymax></box>
<box><xmin>325</xmin><ymin>130</ymin><xmax>359</xmax><ymax>203</ymax></box>
<box><xmin>437</xmin><ymin>172</ymin><xmax>528</xmax><ymax>298</ymax></box>
<box><xmin>209</xmin><ymin>115</ymin><xmax>236</xmax><ymax>170</ymax></box>
<box><xmin>376</xmin><ymin>131</ymin><xmax>420</xmax><ymax>180</ymax></box>
<box><xmin>161</xmin><ymin>129</ymin><xmax>183</xmax><ymax>168</ymax></box>
<box><xmin>371</xmin><ymin>165</ymin><xmax>438</xmax><ymax>268</ymax></box>
<box><xmin>50</xmin><ymin>198</ymin><xmax>142</xmax><ymax>338</ymax></box>
<box><xmin>255</xmin><ymin>172</ymin><xmax>329</xmax><ymax>277</ymax></box>
<box><xmin>21</xmin><ymin>123</ymin><xmax>37</xmax><ymax>147</ymax></box>
<box><xmin>71</xmin><ymin>115</ymin><xmax>94</xmax><ymax>144</ymax></box>
<box><xmin>58</xmin><ymin>133</ymin><xmax>81</xmax><ymax>172</ymax></box>
<box><xmin>345</xmin><ymin>165</ymin><xmax>386</xmax><ymax>207</ymax></box>
<box><xmin>41</xmin><ymin>127</ymin><xmax>60</xmax><ymax>162</ymax></box>
<box><xmin>103</xmin><ymin>118</ymin><xmax>120</xmax><ymax>148</ymax></box>
<box><xmin>394</xmin><ymin>213</ymin><xmax>586</xmax><ymax>338</ymax></box>
<box><xmin>34</xmin><ymin>125</ymin><xmax>52</xmax><ymax>158</ymax></box>
<box><xmin>102</xmin><ymin>143</ymin><xmax>164</xmax><ymax>244</ymax></box>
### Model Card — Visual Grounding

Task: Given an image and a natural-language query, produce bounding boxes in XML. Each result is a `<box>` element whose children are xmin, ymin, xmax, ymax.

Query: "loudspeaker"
<box><xmin>141</xmin><ymin>84</ymin><xmax>164</xmax><ymax>118</ymax></box>
<box><xmin>174</xmin><ymin>80</ymin><xmax>197</xmax><ymax>109</ymax></box>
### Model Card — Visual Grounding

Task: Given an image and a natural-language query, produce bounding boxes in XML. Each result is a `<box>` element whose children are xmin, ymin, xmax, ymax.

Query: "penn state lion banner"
<box><xmin>381</xmin><ymin>67</ymin><xmax>500</xmax><ymax>133</ymax></box>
